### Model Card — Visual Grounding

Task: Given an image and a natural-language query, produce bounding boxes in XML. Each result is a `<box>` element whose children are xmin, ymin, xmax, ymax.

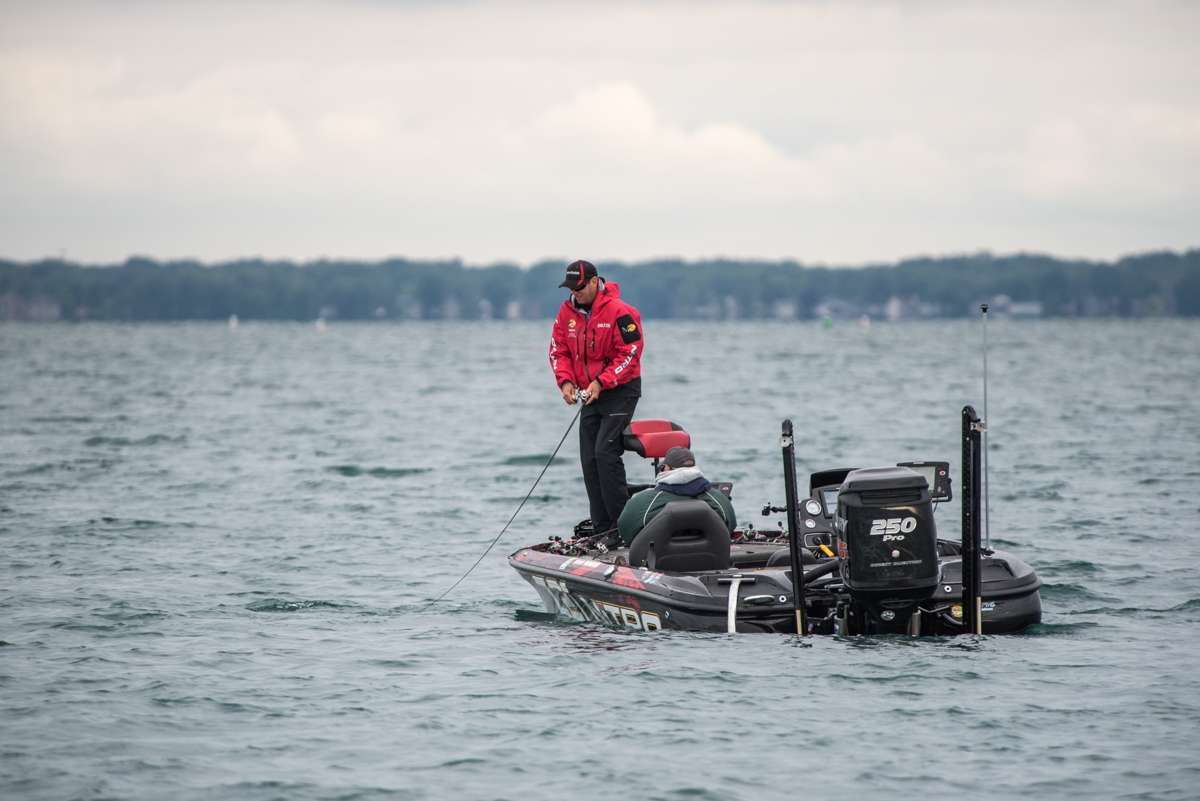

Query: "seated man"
<box><xmin>617</xmin><ymin>446</ymin><xmax>736</xmax><ymax>547</ymax></box>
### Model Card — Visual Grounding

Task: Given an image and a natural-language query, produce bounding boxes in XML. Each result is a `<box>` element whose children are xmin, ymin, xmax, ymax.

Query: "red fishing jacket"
<box><xmin>549</xmin><ymin>280</ymin><xmax>643</xmax><ymax>391</ymax></box>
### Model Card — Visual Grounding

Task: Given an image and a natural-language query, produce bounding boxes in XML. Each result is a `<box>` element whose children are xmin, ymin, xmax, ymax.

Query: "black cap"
<box><xmin>663</xmin><ymin>446</ymin><xmax>696</xmax><ymax>469</ymax></box>
<box><xmin>559</xmin><ymin>259</ymin><xmax>597</xmax><ymax>290</ymax></box>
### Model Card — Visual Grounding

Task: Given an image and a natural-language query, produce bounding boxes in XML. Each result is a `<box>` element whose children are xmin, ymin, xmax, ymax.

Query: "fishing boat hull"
<box><xmin>509</xmin><ymin>545</ymin><xmax>1041</xmax><ymax>635</ymax></box>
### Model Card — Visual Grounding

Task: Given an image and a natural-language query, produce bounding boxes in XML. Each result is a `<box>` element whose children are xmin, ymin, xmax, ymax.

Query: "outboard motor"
<box><xmin>835</xmin><ymin>467</ymin><xmax>939</xmax><ymax>633</ymax></box>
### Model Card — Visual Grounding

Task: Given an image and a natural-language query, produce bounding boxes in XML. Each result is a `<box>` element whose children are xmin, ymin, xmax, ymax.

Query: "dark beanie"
<box><xmin>663</xmin><ymin>446</ymin><xmax>696</xmax><ymax>469</ymax></box>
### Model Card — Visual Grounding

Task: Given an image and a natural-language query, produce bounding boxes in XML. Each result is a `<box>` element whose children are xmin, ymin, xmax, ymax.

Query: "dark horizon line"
<box><xmin>5</xmin><ymin>246</ymin><xmax>1199</xmax><ymax>271</ymax></box>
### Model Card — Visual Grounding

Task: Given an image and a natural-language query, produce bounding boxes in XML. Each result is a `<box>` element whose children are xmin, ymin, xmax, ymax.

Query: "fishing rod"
<box><xmin>423</xmin><ymin>392</ymin><xmax>587</xmax><ymax>609</ymax></box>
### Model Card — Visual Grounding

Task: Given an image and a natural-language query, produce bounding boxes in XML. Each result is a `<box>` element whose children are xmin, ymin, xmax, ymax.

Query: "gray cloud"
<box><xmin>1</xmin><ymin>1</ymin><xmax>1197</xmax><ymax>263</ymax></box>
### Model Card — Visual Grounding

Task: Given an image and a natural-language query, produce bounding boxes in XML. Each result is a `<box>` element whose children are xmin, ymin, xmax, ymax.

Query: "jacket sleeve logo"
<box><xmin>616</xmin><ymin>314</ymin><xmax>640</xmax><ymax>344</ymax></box>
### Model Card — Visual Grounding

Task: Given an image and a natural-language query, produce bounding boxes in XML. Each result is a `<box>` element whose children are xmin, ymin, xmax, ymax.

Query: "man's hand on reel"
<box><xmin>584</xmin><ymin>380</ymin><xmax>602</xmax><ymax>405</ymax></box>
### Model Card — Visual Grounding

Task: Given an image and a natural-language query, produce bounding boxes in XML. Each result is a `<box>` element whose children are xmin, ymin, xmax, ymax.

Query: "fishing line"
<box><xmin>423</xmin><ymin>401</ymin><xmax>585</xmax><ymax>609</ymax></box>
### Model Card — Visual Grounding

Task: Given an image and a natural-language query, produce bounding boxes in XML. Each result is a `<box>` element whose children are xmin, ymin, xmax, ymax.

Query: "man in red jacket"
<box><xmin>549</xmin><ymin>259</ymin><xmax>644</xmax><ymax>536</ymax></box>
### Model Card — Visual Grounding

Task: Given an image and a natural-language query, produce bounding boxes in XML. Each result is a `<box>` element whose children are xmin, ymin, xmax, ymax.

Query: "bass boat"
<box><xmin>509</xmin><ymin>409</ymin><xmax>1042</xmax><ymax>635</ymax></box>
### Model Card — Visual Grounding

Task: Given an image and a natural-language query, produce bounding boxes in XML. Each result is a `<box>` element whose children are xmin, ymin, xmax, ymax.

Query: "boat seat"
<box><xmin>629</xmin><ymin>499</ymin><xmax>730</xmax><ymax>573</ymax></box>
<box><xmin>622</xmin><ymin>419</ymin><xmax>690</xmax><ymax>459</ymax></box>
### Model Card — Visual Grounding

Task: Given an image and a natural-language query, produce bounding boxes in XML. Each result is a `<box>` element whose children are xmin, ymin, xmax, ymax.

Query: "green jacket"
<box><xmin>617</xmin><ymin>467</ymin><xmax>736</xmax><ymax>547</ymax></box>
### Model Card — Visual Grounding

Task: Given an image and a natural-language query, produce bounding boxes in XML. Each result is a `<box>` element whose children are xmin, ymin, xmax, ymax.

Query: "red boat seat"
<box><xmin>622</xmin><ymin>419</ymin><xmax>691</xmax><ymax>459</ymax></box>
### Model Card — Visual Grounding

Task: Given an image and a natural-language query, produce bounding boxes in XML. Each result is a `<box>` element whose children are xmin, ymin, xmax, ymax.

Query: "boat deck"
<box><xmin>587</xmin><ymin>538</ymin><xmax>795</xmax><ymax>570</ymax></box>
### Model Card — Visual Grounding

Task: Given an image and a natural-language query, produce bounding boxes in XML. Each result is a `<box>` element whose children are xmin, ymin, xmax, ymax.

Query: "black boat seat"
<box><xmin>629</xmin><ymin>499</ymin><xmax>730</xmax><ymax>572</ymax></box>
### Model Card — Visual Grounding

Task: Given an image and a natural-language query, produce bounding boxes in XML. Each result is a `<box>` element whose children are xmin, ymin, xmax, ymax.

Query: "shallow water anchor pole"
<box><xmin>961</xmin><ymin>405</ymin><xmax>984</xmax><ymax>635</ymax></box>
<box><xmin>781</xmin><ymin>419</ymin><xmax>808</xmax><ymax>635</ymax></box>
<box><xmin>981</xmin><ymin>303</ymin><xmax>991</xmax><ymax>553</ymax></box>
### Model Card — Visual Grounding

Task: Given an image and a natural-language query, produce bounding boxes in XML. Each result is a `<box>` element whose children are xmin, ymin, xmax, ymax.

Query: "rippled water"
<box><xmin>2</xmin><ymin>319</ymin><xmax>1199</xmax><ymax>801</ymax></box>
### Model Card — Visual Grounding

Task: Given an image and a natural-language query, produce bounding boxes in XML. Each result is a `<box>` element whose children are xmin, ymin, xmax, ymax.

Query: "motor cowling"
<box><xmin>835</xmin><ymin>467</ymin><xmax>939</xmax><ymax>632</ymax></box>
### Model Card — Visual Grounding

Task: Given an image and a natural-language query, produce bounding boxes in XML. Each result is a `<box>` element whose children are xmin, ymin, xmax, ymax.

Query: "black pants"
<box><xmin>579</xmin><ymin>379</ymin><xmax>640</xmax><ymax>533</ymax></box>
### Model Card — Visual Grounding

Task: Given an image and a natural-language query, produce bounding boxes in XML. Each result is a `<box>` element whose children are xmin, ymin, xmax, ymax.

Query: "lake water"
<box><xmin>2</xmin><ymin>319</ymin><xmax>1199</xmax><ymax>801</ymax></box>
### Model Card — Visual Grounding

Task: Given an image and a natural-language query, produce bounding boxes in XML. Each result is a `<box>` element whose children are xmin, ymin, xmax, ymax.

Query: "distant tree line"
<box><xmin>2</xmin><ymin>251</ymin><xmax>1199</xmax><ymax>321</ymax></box>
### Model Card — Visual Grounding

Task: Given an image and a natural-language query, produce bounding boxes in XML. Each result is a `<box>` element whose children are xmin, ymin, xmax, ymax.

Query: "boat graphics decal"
<box><xmin>517</xmin><ymin>549</ymin><xmax>660</xmax><ymax>591</ymax></box>
<box><xmin>527</xmin><ymin>574</ymin><xmax>662</xmax><ymax>632</ymax></box>
<box><xmin>610</xmin><ymin>566</ymin><xmax>646</xmax><ymax>590</ymax></box>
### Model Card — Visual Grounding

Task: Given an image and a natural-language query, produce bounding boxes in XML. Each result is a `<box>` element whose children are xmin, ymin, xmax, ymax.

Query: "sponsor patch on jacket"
<box><xmin>616</xmin><ymin>314</ymin><xmax>640</xmax><ymax>343</ymax></box>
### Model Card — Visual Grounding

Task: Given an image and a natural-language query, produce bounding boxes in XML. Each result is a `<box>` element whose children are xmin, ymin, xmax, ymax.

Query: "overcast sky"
<box><xmin>1</xmin><ymin>1</ymin><xmax>1197</xmax><ymax>265</ymax></box>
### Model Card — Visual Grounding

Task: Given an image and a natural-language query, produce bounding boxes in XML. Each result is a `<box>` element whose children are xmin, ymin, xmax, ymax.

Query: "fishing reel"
<box><xmin>574</xmin><ymin>389</ymin><xmax>591</xmax><ymax>405</ymax></box>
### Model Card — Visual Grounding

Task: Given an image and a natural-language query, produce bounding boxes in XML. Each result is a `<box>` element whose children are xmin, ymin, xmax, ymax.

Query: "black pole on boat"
<box><xmin>781</xmin><ymin>419</ymin><xmax>808</xmax><ymax>635</ymax></box>
<box><xmin>981</xmin><ymin>302</ymin><xmax>992</xmax><ymax>553</ymax></box>
<box><xmin>961</xmin><ymin>405</ymin><xmax>984</xmax><ymax>635</ymax></box>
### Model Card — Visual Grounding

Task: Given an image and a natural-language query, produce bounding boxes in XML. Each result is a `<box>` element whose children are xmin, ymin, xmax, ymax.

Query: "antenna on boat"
<box><xmin>980</xmin><ymin>303</ymin><xmax>991</xmax><ymax>552</ymax></box>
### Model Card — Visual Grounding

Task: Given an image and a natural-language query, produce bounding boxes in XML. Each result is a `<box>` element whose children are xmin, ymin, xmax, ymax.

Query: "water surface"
<box><xmin>2</xmin><ymin>320</ymin><xmax>1199</xmax><ymax>800</ymax></box>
